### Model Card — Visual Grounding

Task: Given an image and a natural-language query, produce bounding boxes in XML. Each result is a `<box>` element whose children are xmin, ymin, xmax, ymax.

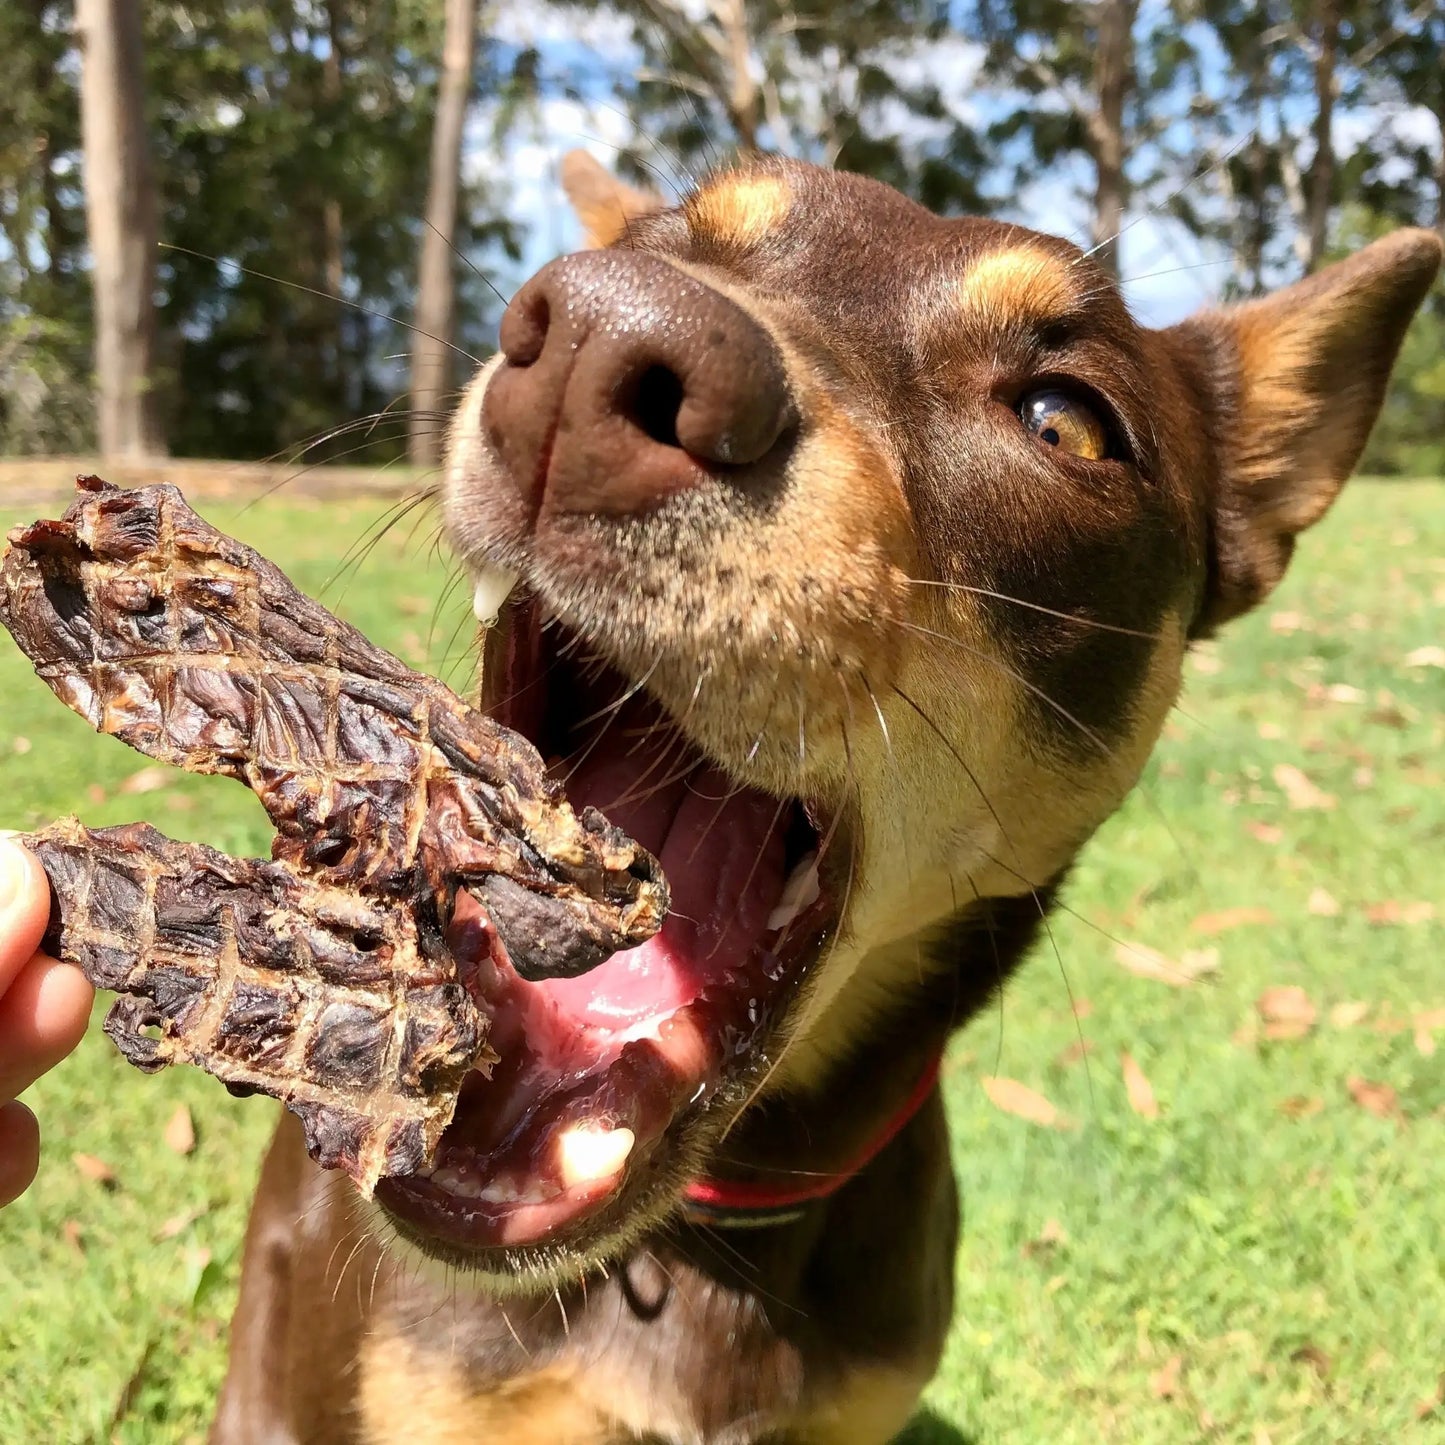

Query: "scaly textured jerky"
<box><xmin>28</xmin><ymin>818</ymin><xmax>490</xmax><ymax>1194</ymax></box>
<box><xmin>0</xmin><ymin>476</ymin><xmax>669</xmax><ymax>1193</ymax></box>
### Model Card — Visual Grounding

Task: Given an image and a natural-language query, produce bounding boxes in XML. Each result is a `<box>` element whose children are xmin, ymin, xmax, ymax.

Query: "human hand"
<box><xmin>0</xmin><ymin>837</ymin><xmax>93</xmax><ymax>1206</ymax></box>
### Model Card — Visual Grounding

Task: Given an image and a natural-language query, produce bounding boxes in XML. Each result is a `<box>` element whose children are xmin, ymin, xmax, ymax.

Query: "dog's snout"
<box><xmin>483</xmin><ymin>250</ymin><xmax>795</xmax><ymax>518</ymax></box>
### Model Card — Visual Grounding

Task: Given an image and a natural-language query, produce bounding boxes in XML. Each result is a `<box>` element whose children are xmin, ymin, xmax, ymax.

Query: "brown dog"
<box><xmin>211</xmin><ymin>154</ymin><xmax>1441</xmax><ymax>1444</ymax></box>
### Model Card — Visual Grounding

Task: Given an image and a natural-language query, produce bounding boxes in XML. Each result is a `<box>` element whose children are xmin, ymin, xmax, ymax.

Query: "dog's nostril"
<box><xmin>499</xmin><ymin>291</ymin><xmax>550</xmax><ymax>367</ymax></box>
<box><xmin>628</xmin><ymin>364</ymin><xmax>685</xmax><ymax>449</ymax></box>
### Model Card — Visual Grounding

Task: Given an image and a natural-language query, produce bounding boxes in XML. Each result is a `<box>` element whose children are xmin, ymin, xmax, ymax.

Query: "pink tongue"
<box><xmin>543</xmin><ymin>747</ymin><xmax>788</xmax><ymax>1029</ymax></box>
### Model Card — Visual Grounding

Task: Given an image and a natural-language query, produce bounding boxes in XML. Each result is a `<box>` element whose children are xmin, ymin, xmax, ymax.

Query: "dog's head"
<box><xmin>377</xmin><ymin>154</ymin><xmax>1440</xmax><ymax>1281</ymax></box>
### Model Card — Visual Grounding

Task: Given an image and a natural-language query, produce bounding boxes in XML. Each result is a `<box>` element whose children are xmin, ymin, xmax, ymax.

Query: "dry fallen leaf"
<box><xmin>163</xmin><ymin>1103</ymin><xmax>196</xmax><ymax>1156</ymax></box>
<box><xmin>1057</xmin><ymin>1039</ymin><xmax>1094</xmax><ymax>1067</ymax></box>
<box><xmin>981</xmin><ymin>1076</ymin><xmax>1073</xmax><ymax>1130</ymax></box>
<box><xmin>85</xmin><ymin>784</ymin><xmax>106</xmax><ymax>806</ymax></box>
<box><xmin>1071</xmin><ymin>997</ymin><xmax>1094</xmax><ymax>1020</ymax></box>
<box><xmin>1270</xmin><ymin>611</ymin><xmax>1306</xmax><ymax>634</ymax></box>
<box><xmin>1120</xmin><ymin>1052</ymin><xmax>1160</xmax><ymax>1119</ymax></box>
<box><xmin>155</xmin><ymin>1207</ymin><xmax>205</xmax><ymax>1241</ymax></box>
<box><xmin>1328</xmin><ymin>1000</ymin><xmax>1370</xmax><ymax>1030</ymax></box>
<box><xmin>1278</xmin><ymin>1095</ymin><xmax>1324</xmax><ymax>1119</ymax></box>
<box><xmin>12</xmin><ymin>735</ymin><xmax>31</xmax><ymax>756</ymax></box>
<box><xmin>1403</xmin><ymin>644</ymin><xmax>1445</xmax><ymax>669</ymax></box>
<box><xmin>1150</xmin><ymin>1353</ymin><xmax>1184</xmax><ymax>1400</ymax></box>
<box><xmin>72</xmin><ymin>1152</ymin><xmax>116</xmax><ymax>1187</ymax></box>
<box><xmin>1022</xmin><ymin>1217</ymin><xmax>1068</xmax><ymax>1258</ymax></box>
<box><xmin>1191</xmin><ymin>906</ymin><xmax>1276</xmax><ymax>936</ymax></box>
<box><xmin>1324</xmin><ymin>682</ymin><xmax>1365</xmax><ymax>705</ymax></box>
<box><xmin>1273</xmin><ymin>763</ymin><xmax>1337</xmax><ymax>811</ymax></box>
<box><xmin>1114</xmin><ymin>940</ymin><xmax>1219</xmax><ymax>988</ymax></box>
<box><xmin>1346</xmin><ymin>1076</ymin><xmax>1400</xmax><ymax>1120</ymax></box>
<box><xmin>1364</xmin><ymin>900</ymin><xmax>1435</xmax><ymax>926</ymax></box>
<box><xmin>118</xmin><ymin>764</ymin><xmax>171</xmax><ymax>796</ymax></box>
<box><xmin>61</xmin><ymin>1220</ymin><xmax>85</xmax><ymax>1257</ymax></box>
<box><xmin>1308</xmin><ymin>887</ymin><xmax>1342</xmax><ymax>917</ymax></box>
<box><xmin>1247</xmin><ymin>821</ymin><xmax>1284</xmax><ymax>845</ymax></box>
<box><xmin>1416</xmin><ymin>1027</ymin><xmax>1436</xmax><ymax>1058</ymax></box>
<box><xmin>1290</xmin><ymin>1344</ymin><xmax>1332</xmax><ymax>1380</ymax></box>
<box><xmin>1415</xmin><ymin>1007</ymin><xmax>1445</xmax><ymax>1032</ymax></box>
<box><xmin>1258</xmin><ymin>985</ymin><xmax>1317</xmax><ymax>1040</ymax></box>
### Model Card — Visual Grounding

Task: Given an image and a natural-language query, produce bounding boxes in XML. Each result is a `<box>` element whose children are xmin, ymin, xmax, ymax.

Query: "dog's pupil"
<box><xmin>1041</xmin><ymin>425</ymin><xmax>1061</xmax><ymax>446</ymax></box>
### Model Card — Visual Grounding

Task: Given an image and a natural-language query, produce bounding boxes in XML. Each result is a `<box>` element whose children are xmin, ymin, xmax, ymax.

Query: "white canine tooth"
<box><xmin>557</xmin><ymin>1123</ymin><xmax>635</xmax><ymax>1189</ymax></box>
<box><xmin>471</xmin><ymin>564</ymin><xmax>519</xmax><ymax>626</ymax></box>
<box><xmin>767</xmin><ymin>853</ymin><xmax>820</xmax><ymax>933</ymax></box>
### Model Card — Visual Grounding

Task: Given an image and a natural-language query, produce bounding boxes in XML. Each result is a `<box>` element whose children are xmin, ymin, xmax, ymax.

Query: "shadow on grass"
<box><xmin>895</xmin><ymin>1408</ymin><xmax>977</xmax><ymax>1445</ymax></box>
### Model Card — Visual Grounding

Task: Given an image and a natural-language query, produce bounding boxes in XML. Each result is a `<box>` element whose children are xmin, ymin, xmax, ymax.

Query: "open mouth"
<box><xmin>376</xmin><ymin>574</ymin><xmax>837</xmax><ymax>1255</ymax></box>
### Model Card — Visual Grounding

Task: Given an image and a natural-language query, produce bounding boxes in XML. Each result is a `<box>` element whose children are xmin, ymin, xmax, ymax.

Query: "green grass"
<box><xmin>2</xmin><ymin>484</ymin><xmax>1442</xmax><ymax>1443</ymax></box>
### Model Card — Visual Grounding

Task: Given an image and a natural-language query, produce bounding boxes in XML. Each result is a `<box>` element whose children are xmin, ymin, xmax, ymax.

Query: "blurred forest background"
<box><xmin>1</xmin><ymin>0</ymin><xmax>1442</xmax><ymax>474</ymax></box>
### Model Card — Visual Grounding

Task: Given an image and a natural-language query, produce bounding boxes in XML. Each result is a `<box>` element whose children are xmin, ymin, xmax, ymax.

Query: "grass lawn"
<box><xmin>2</xmin><ymin>481</ymin><xmax>1442</xmax><ymax>1443</ymax></box>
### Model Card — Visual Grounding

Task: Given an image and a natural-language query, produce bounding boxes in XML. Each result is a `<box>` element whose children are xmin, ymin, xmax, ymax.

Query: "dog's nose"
<box><xmin>482</xmin><ymin>250</ymin><xmax>795</xmax><ymax>518</ymax></box>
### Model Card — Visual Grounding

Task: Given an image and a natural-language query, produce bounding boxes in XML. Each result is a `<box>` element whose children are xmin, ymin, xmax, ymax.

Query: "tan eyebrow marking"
<box><xmin>688</xmin><ymin>175</ymin><xmax>793</xmax><ymax>249</ymax></box>
<box><xmin>956</xmin><ymin>246</ymin><xmax>1078</xmax><ymax>325</ymax></box>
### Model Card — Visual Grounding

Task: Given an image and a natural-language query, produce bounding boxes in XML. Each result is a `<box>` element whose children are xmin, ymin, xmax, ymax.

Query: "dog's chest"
<box><xmin>355</xmin><ymin>1245</ymin><xmax>927</xmax><ymax>1445</ymax></box>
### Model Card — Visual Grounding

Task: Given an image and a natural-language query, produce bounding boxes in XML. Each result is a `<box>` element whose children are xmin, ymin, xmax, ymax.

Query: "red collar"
<box><xmin>681</xmin><ymin>1051</ymin><xmax>944</xmax><ymax>1229</ymax></box>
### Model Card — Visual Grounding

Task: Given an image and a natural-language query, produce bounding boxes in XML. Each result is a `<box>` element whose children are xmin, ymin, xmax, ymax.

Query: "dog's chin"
<box><xmin>367</xmin><ymin>582</ymin><xmax>843</xmax><ymax>1278</ymax></box>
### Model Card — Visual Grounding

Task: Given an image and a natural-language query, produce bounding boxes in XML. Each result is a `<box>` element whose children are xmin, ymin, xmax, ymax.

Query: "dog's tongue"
<box><xmin>547</xmin><ymin>746</ymin><xmax>787</xmax><ymax>1026</ymax></box>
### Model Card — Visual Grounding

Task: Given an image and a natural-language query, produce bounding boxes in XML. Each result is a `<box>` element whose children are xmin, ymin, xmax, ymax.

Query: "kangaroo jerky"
<box><xmin>0</xmin><ymin>476</ymin><xmax>668</xmax><ymax>1193</ymax></box>
<box><xmin>29</xmin><ymin>818</ymin><xmax>489</xmax><ymax>1193</ymax></box>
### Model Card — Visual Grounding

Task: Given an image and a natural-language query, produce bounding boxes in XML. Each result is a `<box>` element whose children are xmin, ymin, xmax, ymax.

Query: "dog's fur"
<box><xmin>211</xmin><ymin>155</ymin><xmax>1441</xmax><ymax>1444</ymax></box>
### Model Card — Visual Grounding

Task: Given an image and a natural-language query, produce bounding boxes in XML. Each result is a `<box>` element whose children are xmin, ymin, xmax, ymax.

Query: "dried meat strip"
<box><xmin>28</xmin><ymin>818</ymin><xmax>491</xmax><ymax>1194</ymax></box>
<box><xmin>0</xmin><ymin>476</ymin><xmax>669</xmax><ymax>1193</ymax></box>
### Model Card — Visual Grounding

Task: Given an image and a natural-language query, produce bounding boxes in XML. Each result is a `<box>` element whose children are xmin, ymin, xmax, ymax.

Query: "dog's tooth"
<box><xmin>556</xmin><ymin>1123</ymin><xmax>635</xmax><ymax>1189</ymax></box>
<box><xmin>431</xmin><ymin>1165</ymin><xmax>468</xmax><ymax>1192</ymax></box>
<box><xmin>471</xmin><ymin>564</ymin><xmax>519</xmax><ymax>626</ymax></box>
<box><xmin>767</xmin><ymin>853</ymin><xmax>820</xmax><ymax>933</ymax></box>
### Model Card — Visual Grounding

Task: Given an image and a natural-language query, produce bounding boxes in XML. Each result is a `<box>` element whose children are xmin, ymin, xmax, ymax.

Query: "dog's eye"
<box><xmin>1018</xmin><ymin>388</ymin><xmax>1110</xmax><ymax>461</ymax></box>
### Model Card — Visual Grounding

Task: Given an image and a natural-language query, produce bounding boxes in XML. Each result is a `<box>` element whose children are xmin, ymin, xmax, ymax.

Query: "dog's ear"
<box><xmin>559</xmin><ymin>150</ymin><xmax>665</xmax><ymax>249</ymax></box>
<box><xmin>1176</xmin><ymin>229</ymin><xmax>1441</xmax><ymax>634</ymax></box>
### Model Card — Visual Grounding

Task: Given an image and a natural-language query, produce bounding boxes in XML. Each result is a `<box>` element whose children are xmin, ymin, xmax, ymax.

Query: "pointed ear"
<box><xmin>1177</xmin><ymin>228</ymin><xmax>1441</xmax><ymax>633</ymax></box>
<box><xmin>559</xmin><ymin>150</ymin><xmax>666</xmax><ymax>249</ymax></box>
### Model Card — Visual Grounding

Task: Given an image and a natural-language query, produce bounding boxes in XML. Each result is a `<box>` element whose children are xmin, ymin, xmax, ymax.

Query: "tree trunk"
<box><xmin>76</xmin><ymin>0</ymin><xmax>166</xmax><ymax>457</ymax></box>
<box><xmin>1088</xmin><ymin>0</ymin><xmax>1138</xmax><ymax>281</ymax></box>
<box><xmin>715</xmin><ymin>0</ymin><xmax>760</xmax><ymax>152</ymax></box>
<box><xmin>322</xmin><ymin>0</ymin><xmax>346</xmax><ymax>387</ymax></box>
<box><xmin>408</xmin><ymin>0</ymin><xmax>478</xmax><ymax>468</ymax></box>
<box><xmin>1306</xmin><ymin>0</ymin><xmax>1339</xmax><ymax>271</ymax></box>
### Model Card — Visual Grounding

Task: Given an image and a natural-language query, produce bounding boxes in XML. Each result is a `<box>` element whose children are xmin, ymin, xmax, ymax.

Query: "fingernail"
<box><xmin>0</xmin><ymin>839</ymin><xmax>28</xmax><ymax>914</ymax></box>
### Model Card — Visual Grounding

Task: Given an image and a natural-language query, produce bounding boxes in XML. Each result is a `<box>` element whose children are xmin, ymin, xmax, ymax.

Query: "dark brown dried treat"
<box><xmin>0</xmin><ymin>476</ymin><xmax>669</xmax><ymax>1191</ymax></box>
<box><xmin>0</xmin><ymin>476</ymin><xmax>667</xmax><ymax>971</ymax></box>
<box><xmin>28</xmin><ymin>818</ymin><xmax>492</xmax><ymax>1195</ymax></box>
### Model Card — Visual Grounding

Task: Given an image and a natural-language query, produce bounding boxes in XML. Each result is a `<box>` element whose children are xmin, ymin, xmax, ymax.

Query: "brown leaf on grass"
<box><xmin>155</xmin><ymin>1206</ymin><xmax>205</xmax><ymax>1241</ymax></box>
<box><xmin>85</xmin><ymin>783</ymin><xmax>106</xmax><ymax>806</ymax></box>
<box><xmin>72</xmin><ymin>1152</ymin><xmax>116</xmax><ymax>1187</ymax></box>
<box><xmin>1120</xmin><ymin>1052</ymin><xmax>1160</xmax><ymax>1119</ymax></box>
<box><xmin>1324</xmin><ymin>683</ymin><xmax>1366</xmax><ymax>705</ymax></box>
<box><xmin>1278</xmin><ymin>1095</ymin><xmax>1324</xmax><ymax>1119</ymax></box>
<box><xmin>12</xmin><ymin>735</ymin><xmax>31</xmax><ymax>755</ymax></box>
<box><xmin>1114</xmin><ymin>940</ymin><xmax>1219</xmax><ymax>987</ymax></box>
<box><xmin>1346</xmin><ymin>1076</ymin><xmax>1400</xmax><ymax>1120</ymax></box>
<box><xmin>1328</xmin><ymin>1000</ymin><xmax>1370</xmax><ymax>1029</ymax></box>
<box><xmin>1415</xmin><ymin>1373</ymin><xmax>1445</xmax><ymax>1420</ymax></box>
<box><xmin>1415</xmin><ymin>1007</ymin><xmax>1445</xmax><ymax>1032</ymax></box>
<box><xmin>1270</xmin><ymin>610</ymin><xmax>1307</xmax><ymax>634</ymax></box>
<box><xmin>1273</xmin><ymin>763</ymin><xmax>1337</xmax><ymax>811</ymax></box>
<box><xmin>1022</xmin><ymin>1217</ymin><xmax>1068</xmax><ymax>1258</ymax></box>
<box><xmin>118</xmin><ymin>764</ymin><xmax>171</xmax><ymax>795</ymax></box>
<box><xmin>1308</xmin><ymin>887</ymin><xmax>1342</xmax><ymax>917</ymax></box>
<box><xmin>1150</xmin><ymin>1353</ymin><xmax>1184</xmax><ymax>1400</ymax></box>
<box><xmin>1191</xmin><ymin>906</ymin><xmax>1276</xmax><ymax>936</ymax></box>
<box><xmin>981</xmin><ymin>1076</ymin><xmax>1073</xmax><ymax>1130</ymax></box>
<box><xmin>61</xmin><ymin>1219</ymin><xmax>84</xmax><ymax>1256</ymax></box>
<box><xmin>1364</xmin><ymin>900</ymin><xmax>1435</xmax><ymax>926</ymax></box>
<box><xmin>1247</xmin><ymin>821</ymin><xmax>1284</xmax><ymax>845</ymax></box>
<box><xmin>1258</xmin><ymin>986</ymin><xmax>1317</xmax><ymax>1040</ymax></box>
<box><xmin>1057</xmin><ymin>1039</ymin><xmax>1094</xmax><ymax>1067</ymax></box>
<box><xmin>1071</xmin><ymin>997</ymin><xmax>1094</xmax><ymax>1020</ymax></box>
<box><xmin>1403</xmin><ymin>644</ymin><xmax>1445</xmax><ymax>669</ymax></box>
<box><xmin>1290</xmin><ymin>1344</ymin><xmax>1333</xmax><ymax>1380</ymax></box>
<box><xmin>163</xmin><ymin>1103</ymin><xmax>196</xmax><ymax>1156</ymax></box>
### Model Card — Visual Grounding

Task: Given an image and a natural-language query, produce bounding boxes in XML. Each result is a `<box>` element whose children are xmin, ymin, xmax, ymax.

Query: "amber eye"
<box><xmin>1018</xmin><ymin>388</ymin><xmax>1110</xmax><ymax>461</ymax></box>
